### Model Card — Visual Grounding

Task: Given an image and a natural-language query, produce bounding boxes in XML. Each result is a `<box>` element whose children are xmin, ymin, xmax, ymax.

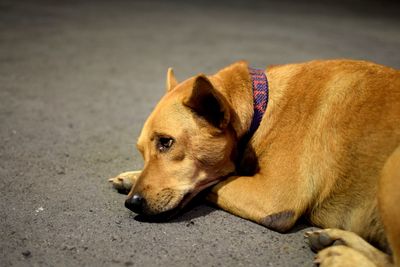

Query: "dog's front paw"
<box><xmin>108</xmin><ymin>170</ymin><xmax>141</xmax><ymax>193</ymax></box>
<box><xmin>313</xmin><ymin>246</ymin><xmax>375</xmax><ymax>267</ymax></box>
<box><xmin>305</xmin><ymin>228</ymin><xmax>390</xmax><ymax>267</ymax></box>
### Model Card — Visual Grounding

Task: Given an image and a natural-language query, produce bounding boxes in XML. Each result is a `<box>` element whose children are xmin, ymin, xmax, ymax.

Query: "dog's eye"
<box><xmin>157</xmin><ymin>137</ymin><xmax>174</xmax><ymax>152</ymax></box>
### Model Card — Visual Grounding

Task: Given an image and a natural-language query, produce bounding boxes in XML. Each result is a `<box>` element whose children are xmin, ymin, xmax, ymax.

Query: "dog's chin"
<box><xmin>134</xmin><ymin>192</ymin><xmax>193</xmax><ymax>222</ymax></box>
<box><xmin>134</xmin><ymin>206</ymin><xmax>180</xmax><ymax>222</ymax></box>
<box><xmin>135</xmin><ymin>178</ymin><xmax>221</xmax><ymax>222</ymax></box>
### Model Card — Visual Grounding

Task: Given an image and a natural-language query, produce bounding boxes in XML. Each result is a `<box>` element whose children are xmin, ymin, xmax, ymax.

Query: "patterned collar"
<box><xmin>248</xmin><ymin>67</ymin><xmax>269</xmax><ymax>137</ymax></box>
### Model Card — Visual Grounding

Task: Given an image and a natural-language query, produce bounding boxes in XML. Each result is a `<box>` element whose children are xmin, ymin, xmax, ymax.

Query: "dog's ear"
<box><xmin>183</xmin><ymin>75</ymin><xmax>230</xmax><ymax>129</ymax></box>
<box><xmin>166</xmin><ymin>67</ymin><xmax>178</xmax><ymax>92</ymax></box>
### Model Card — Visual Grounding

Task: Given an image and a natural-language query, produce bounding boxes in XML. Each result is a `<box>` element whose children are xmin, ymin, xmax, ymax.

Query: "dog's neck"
<box><xmin>212</xmin><ymin>62</ymin><xmax>268</xmax><ymax>140</ymax></box>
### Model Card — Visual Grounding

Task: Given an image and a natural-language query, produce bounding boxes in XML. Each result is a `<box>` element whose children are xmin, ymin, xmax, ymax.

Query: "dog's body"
<box><xmin>110</xmin><ymin>60</ymin><xmax>400</xmax><ymax>266</ymax></box>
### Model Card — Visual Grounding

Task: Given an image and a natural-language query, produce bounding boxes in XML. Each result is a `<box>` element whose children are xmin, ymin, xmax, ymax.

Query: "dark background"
<box><xmin>1</xmin><ymin>0</ymin><xmax>399</xmax><ymax>266</ymax></box>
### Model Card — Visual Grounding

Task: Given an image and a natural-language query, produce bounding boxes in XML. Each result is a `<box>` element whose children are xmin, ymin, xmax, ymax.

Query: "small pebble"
<box><xmin>56</xmin><ymin>166</ymin><xmax>66</xmax><ymax>175</ymax></box>
<box><xmin>35</xmin><ymin>207</ymin><xmax>44</xmax><ymax>213</ymax></box>
<box><xmin>22</xmin><ymin>250</ymin><xmax>31</xmax><ymax>258</ymax></box>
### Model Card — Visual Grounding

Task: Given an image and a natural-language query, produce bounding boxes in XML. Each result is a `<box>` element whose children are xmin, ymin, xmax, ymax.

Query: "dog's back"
<box><xmin>258</xmin><ymin>60</ymin><xmax>400</xmax><ymax>249</ymax></box>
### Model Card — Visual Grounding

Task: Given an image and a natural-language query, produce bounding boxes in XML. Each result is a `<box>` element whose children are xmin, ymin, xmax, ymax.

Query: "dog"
<box><xmin>109</xmin><ymin>59</ymin><xmax>400</xmax><ymax>266</ymax></box>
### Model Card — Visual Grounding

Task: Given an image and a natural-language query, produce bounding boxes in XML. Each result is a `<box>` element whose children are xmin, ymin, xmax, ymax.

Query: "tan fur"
<box><xmin>110</xmin><ymin>59</ymin><xmax>400</xmax><ymax>266</ymax></box>
<box><xmin>379</xmin><ymin>145</ymin><xmax>400</xmax><ymax>266</ymax></box>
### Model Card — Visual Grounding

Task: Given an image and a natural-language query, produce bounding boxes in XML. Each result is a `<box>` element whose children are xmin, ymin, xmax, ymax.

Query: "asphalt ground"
<box><xmin>0</xmin><ymin>0</ymin><xmax>399</xmax><ymax>266</ymax></box>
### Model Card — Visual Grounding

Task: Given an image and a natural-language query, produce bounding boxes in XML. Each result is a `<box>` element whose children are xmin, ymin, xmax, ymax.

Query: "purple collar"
<box><xmin>248</xmin><ymin>67</ymin><xmax>269</xmax><ymax>137</ymax></box>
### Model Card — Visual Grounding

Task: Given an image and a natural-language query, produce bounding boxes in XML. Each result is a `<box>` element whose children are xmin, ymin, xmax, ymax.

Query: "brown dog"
<box><xmin>109</xmin><ymin>60</ymin><xmax>400</xmax><ymax>266</ymax></box>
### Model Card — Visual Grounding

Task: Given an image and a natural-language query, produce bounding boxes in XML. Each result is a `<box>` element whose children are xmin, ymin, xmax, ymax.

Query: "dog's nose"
<box><xmin>125</xmin><ymin>194</ymin><xmax>145</xmax><ymax>214</ymax></box>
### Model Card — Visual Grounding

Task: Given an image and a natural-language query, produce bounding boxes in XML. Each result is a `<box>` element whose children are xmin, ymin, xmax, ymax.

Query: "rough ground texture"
<box><xmin>0</xmin><ymin>0</ymin><xmax>399</xmax><ymax>266</ymax></box>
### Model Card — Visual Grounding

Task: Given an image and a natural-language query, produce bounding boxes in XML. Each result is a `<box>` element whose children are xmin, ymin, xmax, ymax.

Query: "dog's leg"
<box><xmin>305</xmin><ymin>229</ymin><xmax>393</xmax><ymax>267</ymax></box>
<box><xmin>379</xmin><ymin>145</ymin><xmax>400</xmax><ymax>267</ymax></box>
<box><xmin>313</xmin><ymin>245</ymin><xmax>377</xmax><ymax>267</ymax></box>
<box><xmin>108</xmin><ymin>170</ymin><xmax>141</xmax><ymax>193</ymax></box>
<box><xmin>207</xmin><ymin>174</ymin><xmax>307</xmax><ymax>232</ymax></box>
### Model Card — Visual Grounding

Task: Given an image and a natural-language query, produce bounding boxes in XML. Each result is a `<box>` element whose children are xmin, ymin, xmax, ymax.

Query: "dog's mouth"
<box><xmin>135</xmin><ymin>177</ymin><xmax>222</xmax><ymax>222</ymax></box>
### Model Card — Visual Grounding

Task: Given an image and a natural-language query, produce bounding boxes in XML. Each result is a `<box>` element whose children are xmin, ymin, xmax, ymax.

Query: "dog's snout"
<box><xmin>125</xmin><ymin>194</ymin><xmax>145</xmax><ymax>214</ymax></box>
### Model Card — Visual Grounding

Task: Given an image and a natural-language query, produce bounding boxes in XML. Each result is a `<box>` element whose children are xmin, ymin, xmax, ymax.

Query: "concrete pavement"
<box><xmin>0</xmin><ymin>0</ymin><xmax>399</xmax><ymax>266</ymax></box>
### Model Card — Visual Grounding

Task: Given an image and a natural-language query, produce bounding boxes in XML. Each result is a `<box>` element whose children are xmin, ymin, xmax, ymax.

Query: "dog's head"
<box><xmin>125</xmin><ymin>68</ymin><xmax>238</xmax><ymax>219</ymax></box>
